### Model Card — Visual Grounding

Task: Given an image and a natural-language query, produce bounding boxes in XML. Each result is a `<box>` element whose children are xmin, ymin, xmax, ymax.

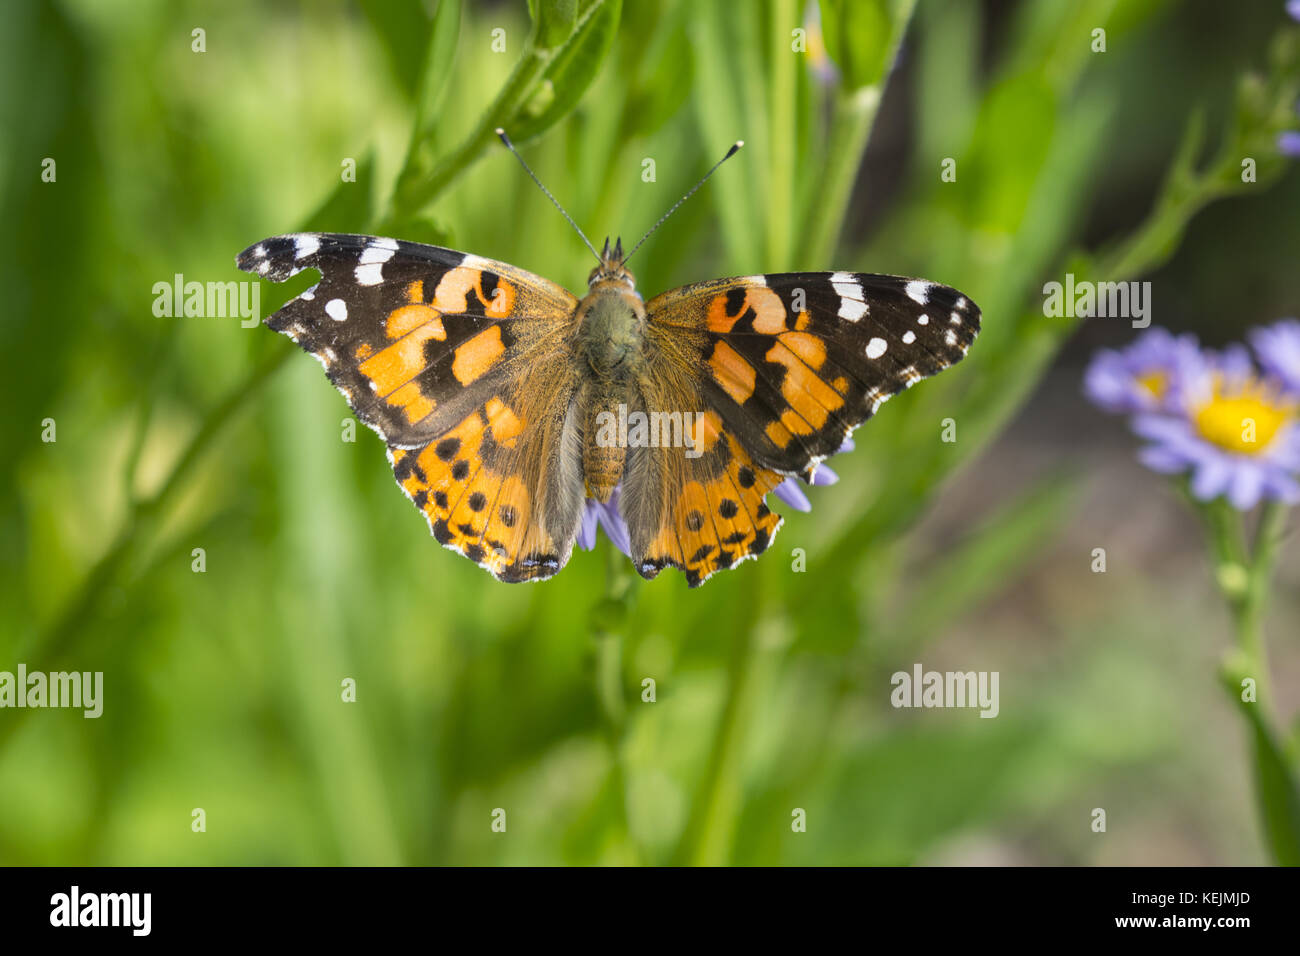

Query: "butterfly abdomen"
<box><xmin>574</xmin><ymin>280</ymin><xmax>649</xmax><ymax>503</ymax></box>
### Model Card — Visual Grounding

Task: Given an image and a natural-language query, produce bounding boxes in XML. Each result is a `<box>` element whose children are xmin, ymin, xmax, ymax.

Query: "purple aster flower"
<box><xmin>1280</xmin><ymin>132</ymin><xmax>1300</xmax><ymax>158</ymax></box>
<box><xmin>1249</xmin><ymin>318</ymin><xmax>1300</xmax><ymax>395</ymax></box>
<box><xmin>1083</xmin><ymin>327</ymin><xmax>1205</xmax><ymax>414</ymax></box>
<box><xmin>1289</xmin><ymin>0</ymin><xmax>1300</xmax><ymax>23</ymax></box>
<box><xmin>1131</xmin><ymin>357</ymin><xmax>1300</xmax><ymax>510</ymax></box>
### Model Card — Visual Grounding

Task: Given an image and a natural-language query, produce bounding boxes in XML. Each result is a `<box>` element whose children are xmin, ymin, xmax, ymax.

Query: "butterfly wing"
<box><xmin>620</xmin><ymin>272</ymin><xmax>980</xmax><ymax>586</ymax></box>
<box><xmin>237</xmin><ymin>233</ymin><xmax>588</xmax><ymax>582</ymax></box>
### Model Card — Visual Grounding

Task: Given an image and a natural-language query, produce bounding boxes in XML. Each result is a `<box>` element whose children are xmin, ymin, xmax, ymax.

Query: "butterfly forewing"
<box><xmin>237</xmin><ymin>233</ymin><xmax>588</xmax><ymax>582</ymax></box>
<box><xmin>645</xmin><ymin>272</ymin><xmax>980</xmax><ymax>478</ymax></box>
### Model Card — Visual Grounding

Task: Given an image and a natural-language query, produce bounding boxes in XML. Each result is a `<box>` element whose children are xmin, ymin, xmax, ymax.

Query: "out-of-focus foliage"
<box><xmin>1</xmin><ymin>0</ymin><xmax>1298</xmax><ymax>865</ymax></box>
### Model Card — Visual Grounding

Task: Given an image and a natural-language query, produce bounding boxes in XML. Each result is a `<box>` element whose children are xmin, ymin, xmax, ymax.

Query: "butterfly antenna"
<box><xmin>622</xmin><ymin>140</ymin><xmax>744</xmax><ymax>266</ymax></box>
<box><xmin>495</xmin><ymin>128</ymin><xmax>602</xmax><ymax>264</ymax></box>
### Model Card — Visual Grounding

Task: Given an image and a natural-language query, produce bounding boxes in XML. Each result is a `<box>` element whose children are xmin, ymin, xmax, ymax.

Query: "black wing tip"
<box><xmin>235</xmin><ymin>234</ymin><xmax>314</xmax><ymax>281</ymax></box>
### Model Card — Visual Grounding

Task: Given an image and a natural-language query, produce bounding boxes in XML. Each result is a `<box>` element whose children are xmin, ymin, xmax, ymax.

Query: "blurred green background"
<box><xmin>2</xmin><ymin>0</ymin><xmax>1299</xmax><ymax>865</ymax></box>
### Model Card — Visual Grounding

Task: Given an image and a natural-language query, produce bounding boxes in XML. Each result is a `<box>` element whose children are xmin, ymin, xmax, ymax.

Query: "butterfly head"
<box><xmin>588</xmin><ymin>237</ymin><xmax>636</xmax><ymax>289</ymax></box>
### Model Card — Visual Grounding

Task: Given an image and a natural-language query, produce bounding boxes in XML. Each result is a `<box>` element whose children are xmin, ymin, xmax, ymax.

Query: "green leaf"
<box><xmin>531</xmin><ymin>0</ymin><xmax>579</xmax><ymax>50</ymax></box>
<box><xmin>511</xmin><ymin>0</ymin><xmax>622</xmax><ymax>143</ymax></box>
<box><xmin>358</xmin><ymin>0</ymin><xmax>433</xmax><ymax>100</ymax></box>
<box><xmin>1220</xmin><ymin>663</ymin><xmax>1300</xmax><ymax>866</ymax></box>
<box><xmin>415</xmin><ymin>0</ymin><xmax>463</xmax><ymax>126</ymax></box>
<box><xmin>818</xmin><ymin>0</ymin><xmax>913</xmax><ymax>91</ymax></box>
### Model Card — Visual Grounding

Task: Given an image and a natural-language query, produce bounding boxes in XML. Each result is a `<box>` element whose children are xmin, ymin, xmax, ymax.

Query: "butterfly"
<box><xmin>237</xmin><ymin>135</ymin><xmax>979</xmax><ymax>587</ymax></box>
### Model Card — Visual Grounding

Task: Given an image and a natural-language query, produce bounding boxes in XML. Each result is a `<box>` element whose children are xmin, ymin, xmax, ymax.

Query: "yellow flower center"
<box><xmin>1192</xmin><ymin>378</ymin><xmax>1294</xmax><ymax>454</ymax></box>
<box><xmin>1136</xmin><ymin>370</ymin><xmax>1168</xmax><ymax>400</ymax></box>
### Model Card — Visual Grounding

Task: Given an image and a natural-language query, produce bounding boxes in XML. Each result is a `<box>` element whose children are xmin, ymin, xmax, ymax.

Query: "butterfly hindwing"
<box><xmin>237</xmin><ymin>233</ymin><xmax>587</xmax><ymax>581</ymax></box>
<box><xmin>646</xmin><ymin>273</ymin><xmax>980</xmax><ymax>478</ymax></box>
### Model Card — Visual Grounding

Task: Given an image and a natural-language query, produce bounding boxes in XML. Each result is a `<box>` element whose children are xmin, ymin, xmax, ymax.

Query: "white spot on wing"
<box><xmin>917</xmin><ymin>314</ymin><xmax>929</xmax><ymax>325</ymax></box>
<box><xmin>865</xmin><ymin>337</ymin><xmax>888</xmax><ymax>359</ymax></box>
<box><xmin>359</xmin><ymin>244</ymin><xmax>396</xmax><ymax>265</ymax></box>
<box><xmin>902</xmin><ymin>330</ymin><xmax>916</xmax><ymax>344</ymax></box>
<box><xmin>294</xmin><ymin>235</ymin><xmax>320</xmax><ymax>259</ymax></box>
<box><xmin>355</xmin><ymin>263</ymin><xmax>384</xmax><ymax>286</ymax></box>
<box><xmin>839</xmin><ymin>298</ymin><xmax>868</xmax><ymax>321</ymax></box>
<box><xmin>905</xmin><ymin>280</ymin><xmax>930</xmax><ymax>305</ymax></box>
<box><xmin>325</xmin><ymin>298</ymin><xmax>348</xmax><ymax>321</ymax></box>
<box><xmin>945</xmin><ymin>329</ymin><xmax>957</xmax><ymax>346</ymax></box>
<box><xmin>950</xmin><ymin>311</ymin><xmax>962</xmax><ymax>325</ymax></box>
<box><xmin>831</xmin><ymin>272</ymin><xmax>861</xmax><ymax>297</ymax></box>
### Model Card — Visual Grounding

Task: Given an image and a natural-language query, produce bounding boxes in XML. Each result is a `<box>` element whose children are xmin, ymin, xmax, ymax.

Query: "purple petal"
<box><xmin>1261</xmin><ymin>468</ymin><xmax>1300</xmax><ymax>503</ymax></box>
<box><xmin>577</xmin><ymin>501</ymin><xmax>599</xmax><ymax>551</ymax></box>
<box><xmin>1227</xmin><ymin>465</ymin><xmax>1266</xmax><ymax>511</ymax></box>
<box><xmin>837</xmin><ymin>437</ymin><xmax>855</xmax><ymax>453</ymax></box>
<box><xmin>1189</xmin><ymin>456</ymin><xmax>1234</xmax><ymax>502</ymax></box>
<box><xmin>774</xmin><ymin>478</ymin><xmax>812</xmax><ymax>512</ymax></box>
<box><xmin>1249</xmin><ymin>318</ymin><xmax>1300</xmax><ymax>395</ymax></box>
<box><xmin>1279</xmin><ymin>131</ymin><xmax>1300</xmax><ymax>158</ymax></box>
<box><xmin>1137</xmin><ymin>446</ymin><xmax>1187</xmax><ymax>474</ymax></box>
<box><xmin>809</xmin><ymin>463</ymin><xmax>839</xmax><ymax>486</ymax></box>
<box><xmin>1290</xmin><ymin>0</ymin><xmax>1300</xmax><ymax>22</ymax></box>
<box><xmin>595</xmin><ymin>493</ymin><xmax>632</xmax><ymax>558</ymax></box>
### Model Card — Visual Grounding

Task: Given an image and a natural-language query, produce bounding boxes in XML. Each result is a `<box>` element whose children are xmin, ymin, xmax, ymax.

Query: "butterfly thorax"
<box><xmin>575</xmin><ymin>244</ymin><xmax>646</xmax><ymax>503</ymax></box>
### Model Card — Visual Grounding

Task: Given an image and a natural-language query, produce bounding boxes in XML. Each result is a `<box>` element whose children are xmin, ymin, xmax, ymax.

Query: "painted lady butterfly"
<box><xmin>237</xmin><ymin>135</ymin><xmax>979</xmax><ymax>586</ymax></box>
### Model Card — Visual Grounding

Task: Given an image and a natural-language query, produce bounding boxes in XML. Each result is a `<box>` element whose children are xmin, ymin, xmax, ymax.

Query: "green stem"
<box><xmin>385</xmin><ymin>41</ymin><xmax>554</xmax><ymax>227</ymax></box>
<box><xmin>804</xmin><ymin>86</ymin><xmax>881</xmax><ymax>266</ymax></box>
<box><xmin>591</xmin><ymin>537</ymin><xmax>637</xmax><ymax>862</ymax></box>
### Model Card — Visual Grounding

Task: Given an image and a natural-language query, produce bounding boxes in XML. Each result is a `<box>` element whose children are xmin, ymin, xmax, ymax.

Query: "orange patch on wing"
<box><xmin>777</xmin><ymin>331</ymin><xmax>826</xmax><ymax>369</ymax></box>
<box><xmin>748</xmin><ymin>288</ymin><xmax>788</xmax><ymax>334</ymax></box>
<box><xmin>386</xmin><ymin>303</ymin><xmax>444</xmax><ymax>340</ymax></box>
<box><xmin>452</xmin><ymin>326</ymin><xmax>506</xmax><ymax>385</ymax></box>
<box><xmin>766</xmin><ymin>339</ymin><xmax>845</xmax><ymax>431</ymax></box>
<box><xmin>485</xmin><ymin>397</ymin><xmax>525</xmax><ymax>448</ymax></box>
<box><xmin>431</xmin><ymin>267</ymin><xmax>478</xmax><ymax>313</ymax></box>
<box><xmin>360</xmin><ymin>323</ymin><xmax>445</xmax><ymax>396</ymax></box>
<box><xmin>832</xmin><ymin>376</ymin><xmax>850</xmax><ymax>395</ymax></box>
<box><xmin>643</xmin><ymin>434</ymin><xmax>784</xmax><ymax>582</ymax></box>
<box><xmin>405</xmin><ymin>280</ymin><xmax>424</xmax><ymax>304</ymax></box>
<box><xmin>431</xmin><ymin>267</ymin><xmax>515</xmax><ymax>318</ymax></box>
<box><xmin>355</xmin><ymin>343</ymin><xmax>374</xmax><ymax>360</ymax></box>
<box><xmin>794</xmin><ymin>310</ymin><xmax>812</xmax><ymax>331</ymax></box>
<box><xmin>690</xmin><ymin>410</ymin><xmax>724</xmax><ymax>455</ymax></box>
<box><xmin>708</xmin><ymin>341</ymin><xmax>756</xmax><ymax>405</ymax></box>
<box><xmin>484</xmin><ymin>279</ymin><xmax>516</xmax><ymax>318</ymax></box>
<box><xmin>386</xmin><ymin>380</ymin><xmax>436</xmax><ymax>424</ymax></box>
<box><xmin>766</xmin><ymin>418</ymin><xmax>795</xmax><ymax>449</ymax></box>
<box><xmin>706</xmin><ymin>293</ymin><xmax>740</xmax><ymax>334</ymax></box>
<box><xmin>413</xmin><ymin>413</ymin><xmax>487</xmax><ymax>501</ymax></box>
<box><xmin>706</xmin><ymin>286</ymin><xmax>789</xmax><ymax>335</ymax></box>
<box><xmin>780</xmin><ymin>408</ymin><xmax>816</xmax><ymax>435</ymax></box>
